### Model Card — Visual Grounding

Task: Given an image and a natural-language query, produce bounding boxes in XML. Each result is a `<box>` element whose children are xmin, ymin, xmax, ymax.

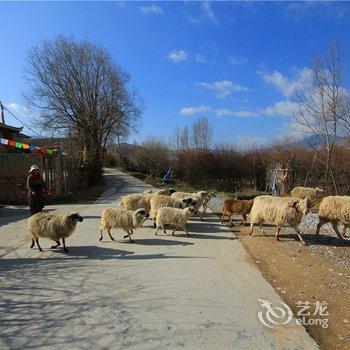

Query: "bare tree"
<box><xmin>169</xmin><ymin>126</ymin><xmax>181</xmax><ymax>151</ymax></box>
<box><xmin>180</xmin><ymin>126</ymin><xmax>190</xmax><ymax>150</ymax></box>
<box><xmin>131</xmin><ymin>136</ymin><xmax>170</xmax><ymax>178</ymax></box>
<box><xmin>191</xmin><ymin>117</ymin><xmax>213</xmax><ymax>149</ymax></box>
<box><xmin>293</xmin><ymin>42</ymin><xmax>347</xmax><ymax>193</ymax></box>
<box><xmin>24</xmin><ymin>36</ymin><xmax>142</xmax><ymax>184</ymax></box>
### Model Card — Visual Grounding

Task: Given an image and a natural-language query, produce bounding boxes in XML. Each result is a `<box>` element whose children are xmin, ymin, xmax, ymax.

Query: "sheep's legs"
<box><xmin>259</xmin><ymin>223</ymin><xmax>266</xmax><ymax>236</ymax></box>
<box><xmin>184</xmin><ymin>225</ymin><xmax>190</xmax><ymax>237</ymax></box>
<box><xmin>275</xmin><ymin>227</ymin><xmax>281</xmax><ymax>241</ymax></box>
<box><xmin>221</xmin><ymin>212</ymin><xmax>226</xmax><ymax>224</ymax></box>
<box><xmin>123</xmin><ymin>230</ymin><xmax>134</xmax><ymax>243</ymax></box>
<box><xmin>107</xmin><ymin>228</ymin><xmax>115</xmax><ymax>241</ymax></box>
<box><xmin>229</xmin><ymin>215</ymin><xmax>235</xmax><ymax>226</ymax></box>
<box><xmin>35</xmin><ymin>238</ymin><xmax>43</xmax><ymax>252</ymax></box>
<box><xmin>293</xmin><ymin>226</ymin><xmax>307</xmax><ymax>245</ymax></box>
<box><xmin>62</xmin><ymin>238</ymin><xmax>69</xmax><ymax>252</ymax></box>
<box><xmin>331</xmin><ymin>222</ymin><xmax>344</xmax><ymax>240</ymax></box>
<box><xmin>315</xmin><ymin>219</ymin><xmax>326</xmax><ymax>236</ymax></box>
<box><xmin>99</xmin><ymin>230</ymin><xmax>104</xmax><ymax>241</ymax></box>
<box><xmin>249</xmin><ymin>222</ymin><xmax>254</xmax><ymax>236</ymax></box>
<box><xmin>51</xmin><ymin>241</ymin><xmax>61</xmax><ymax>249</ymax></box>
<box><xmin>239</xmin><ymin>214</ymin><xmax>247</xmax><ymax>226</ymax></box>
<box><xmin>342</xmin><ymin>225</ymin><xmax>349</xmax><ymax>237</ymax></box>
<box><xmin>30</xmin><ymin>239</ymin><xmax>35</xmax><ymax>249</ymax></box>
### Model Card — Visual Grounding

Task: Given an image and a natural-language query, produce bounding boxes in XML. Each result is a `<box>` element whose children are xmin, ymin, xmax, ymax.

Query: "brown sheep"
<box><xmin>221</xmin><ymin>199</ymin><xmax>253</xmax><ymax>225</ymax></box>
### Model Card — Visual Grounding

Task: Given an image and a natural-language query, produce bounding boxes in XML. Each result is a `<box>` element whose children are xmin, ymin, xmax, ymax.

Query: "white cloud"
<box><xmin>215</xmin><ymin>108</ymin><xmax>259</xmax><ymax>118</ymax></box>
<box><xmin>6</xmin><ymin>102</ymin><xmax>30</xmax><ymax>114</ymax></box>
<box><xmin>259</xmin><ymin>68</ymin><xmax>312</xmax><ymax>97</ymax></box>
<box><xmin>195</xmin><ymin>53</ymin><xmax>206</xmax><ymax>63</ymax></box>
<box><xmin>196</xmin><ymin>80</ymin><xmax>249</xmax><ymax>99</ymax></box>
<box><xmin>187</xmin><ymin>1</ymin><xmax>219</xmax><ymax>25</ymax></box>
<box><xmin>261</xmin><ymin>100</ymin><xmax>298</xmax><ymax>117</ymax></box>
<box><xmin>228</xmin><ymin>56</ymin><xmax>248</xmax><ymax>65</ymax></box>
<box><xmin>202</xmin><ymin>2</ymin><xmax>218</xmax><ymax>25</ymax></box>
<box><xmin>167</xmin><ymin>50</ymin><xmax>188</xmax><ymax>63</ymax></box>
<box><xmin>139</xmin><ymin>4</ymin><xmax>164</xmax><ymax>14</ymax></box>
<box><xmin>180</xmin><ymin>105</ymin><xmax>211</xmax><ymax>116</ymax></box>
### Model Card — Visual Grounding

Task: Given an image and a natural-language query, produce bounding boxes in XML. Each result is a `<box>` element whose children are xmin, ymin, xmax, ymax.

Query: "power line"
<box><xmin>0</xmin><ymin>102</ymin><xmax>42</xmax><ymax>138</ymax></box>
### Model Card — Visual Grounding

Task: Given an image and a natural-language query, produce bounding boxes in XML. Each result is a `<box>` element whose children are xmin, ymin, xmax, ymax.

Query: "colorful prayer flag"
<box><xmin>15</xmin><ymin>142</ymin><xmax>23</xmax><ymax>148</ymax></box>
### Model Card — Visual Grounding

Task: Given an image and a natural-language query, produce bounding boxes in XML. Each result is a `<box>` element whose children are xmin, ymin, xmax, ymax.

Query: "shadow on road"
<box><xmin>0</xmin><ymin>207</ymin><xmax>55</xmax><ymax>227</ymax></box>
<box><xmin>0</xmin><ymin>245</ymin><xmax>207</xmax><ymax>271</ymax></box>
<box><xmin>244</xmin><ymin>229</ymin><xmax>350</xmax><ymax>246</ymax></box>
<box><xmin>118</xmin><ymin>238</ymin><xmax>194</xmax><ymax>246</ymax></box>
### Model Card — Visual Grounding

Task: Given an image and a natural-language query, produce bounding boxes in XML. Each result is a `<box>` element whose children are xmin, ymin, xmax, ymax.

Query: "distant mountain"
<box><xmin>298</xmin><ymin>135</ymin><xmax>349</xmax><ymax>148</ymax></box>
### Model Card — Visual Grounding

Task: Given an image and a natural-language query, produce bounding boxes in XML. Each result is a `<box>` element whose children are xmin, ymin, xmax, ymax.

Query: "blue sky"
<box><xmin>1</xmin><ymin>1</ymin><xmax>350</xmax><ymax>147</ymax></box>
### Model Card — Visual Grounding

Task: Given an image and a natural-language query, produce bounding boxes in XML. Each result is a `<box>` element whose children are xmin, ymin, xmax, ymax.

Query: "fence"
<box><xmin>0</xmin><ymin>153</ymin><xmax>80</xmax><ymax>204</ymax></box>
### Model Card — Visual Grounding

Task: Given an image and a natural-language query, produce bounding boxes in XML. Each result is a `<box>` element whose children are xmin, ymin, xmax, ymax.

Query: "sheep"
<box><xmin>155</xmin><ymin>207</ymin><xmax>196</xmax><ymax>237</ymax></box>
<box><xmin>143</xmin><ymin>188</ymin><xmax>176</xmax><ymax>196</ymax></box>
<box><xmin>290</xmin><ymin>186</ymin><xmax>324</xmax><ymax>206</ymax></box>
<box><xmin>221</xmin><ymin>199</ymin><xmax>253</xmax><ymax>225</ymax></box>
<box><xmin>28</xmin><ymin>212</ymin><xmax>83</xmax><ymax>252</ymax></box>
<box><xmin>120</xmin><ymin>194</ymin><xmax>154</xmax><ymax>211</ymax></box>
<box><xmin>315</xmin><ymin>196</ymin><xmax>350</xmax><ymax>239</ymax></box>
<box><xmin>249</xmin><ymin>195</ymin><xmax>310</xmax><ymax>245</ymax></box>
<box><xmin>150</xmin><ymin>195</ymin><xmax>197</xmax><ymax>227</ymax></box>
<box><xmin>99</xmin><ymin>208</ymin><xmax>149</xmax><ymax>243</ymax></box>
<box><xmin>202</xmin><ymin>192</ymin><xmax>216</xmax><ymax>213</ymax></box>
<box><xmin>171</xmin><ymin>191</ymin><xmax>211</xmax><ymax>220</ymax></box>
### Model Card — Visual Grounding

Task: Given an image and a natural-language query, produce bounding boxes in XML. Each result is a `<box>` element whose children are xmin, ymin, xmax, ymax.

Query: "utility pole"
<box><xmin>0</xmin><ymin>102</ymin><xmax>5</xmax><ymax>124</ymax></box>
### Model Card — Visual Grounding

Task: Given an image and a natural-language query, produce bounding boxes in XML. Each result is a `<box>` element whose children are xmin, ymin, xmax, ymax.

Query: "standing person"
<box><xmin>271</xmin><ymin>166</ymin><xmax>280</xmax><ymax>197</ymax></box>
<box><xmin>279</xmin><ymin>168</ymin><xmax>289</xmax><ymax>197</ymax></box>
<box><xmin>162</xmin><ymin>168</ymin><xmax>172</xmax><ymax>183</ymax></box>
<box><xmin>27</xmin><ymin>165</ymin><xmax>46</xmax><ymax>216</ymax></box>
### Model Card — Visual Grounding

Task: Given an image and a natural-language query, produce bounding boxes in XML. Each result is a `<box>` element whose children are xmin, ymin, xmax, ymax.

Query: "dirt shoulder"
<box><xmin>212</xmin><ymin>206</ymin><xmax>350</xmax><ymax>350</ymax></box>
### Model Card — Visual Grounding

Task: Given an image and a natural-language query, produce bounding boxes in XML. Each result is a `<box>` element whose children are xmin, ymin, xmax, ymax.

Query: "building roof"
<box><xmin>0</xmin><ymin>122</ymin><xmax>23</xmax><ymax>133</ymax></box>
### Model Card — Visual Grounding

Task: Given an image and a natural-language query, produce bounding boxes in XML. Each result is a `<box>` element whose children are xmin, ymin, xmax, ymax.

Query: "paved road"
<box><xmin>0</xmin><ymin>169</ymin><xmax>318</xmax><ymax>349</ymax></box>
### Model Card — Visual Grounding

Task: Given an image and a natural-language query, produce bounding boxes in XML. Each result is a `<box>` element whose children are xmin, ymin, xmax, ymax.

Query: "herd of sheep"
<box><xmin>27</xmin><ymin>185</ymin><xmax>349</xmax><ymax>252</ymax></box>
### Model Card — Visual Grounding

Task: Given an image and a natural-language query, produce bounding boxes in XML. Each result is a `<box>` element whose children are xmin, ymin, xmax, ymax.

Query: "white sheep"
<box><xmin>290</xmin><ymin>186</ymin><xmax>324</xmax><ymax>206</ymax></box>
<box><xmin>171</xmin><ymin>191</ymin><xmax>211</xmax><ymax>220</ymax></box>
<box><xmin>28</xmin><ymin>212</ymin><xmax>83</xmax><ymax>252</ymax></box>
<box><xmin>143</xmin><ymin>188</ymin><xmax>176</xmax><ymax>196</ymax></box>
<box><xmin>155</xmin><ymin>207</ymin><xmax>196</xmax><ymax>237</ymax></box>
<box><xmin>120</xmin><ymin>194</ymin><xmax>154</xmax><ymax>211</ymax></box>
<box><xmin>249</xmin><ymin>195</ymin><xmax>310</xmax><ymax>244</ymax></box>
<box><xmin>202</xmin><ymin>192</ymin><xmax>216</xmax><ymax>212</ymax></box>
<box><xmin>100</xmin><ymin>208</ymin><xmax>149</xmax><ymax>242</ymax></box>
<box><xmin>316</xmin><ymin>196</ymin><xmax>350</xmax><ymax>239</ymax></box>
<box><xmin>149</xmin><ymin>195</ymin><xmax>196</xmax><ymax>227</ymax></box>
